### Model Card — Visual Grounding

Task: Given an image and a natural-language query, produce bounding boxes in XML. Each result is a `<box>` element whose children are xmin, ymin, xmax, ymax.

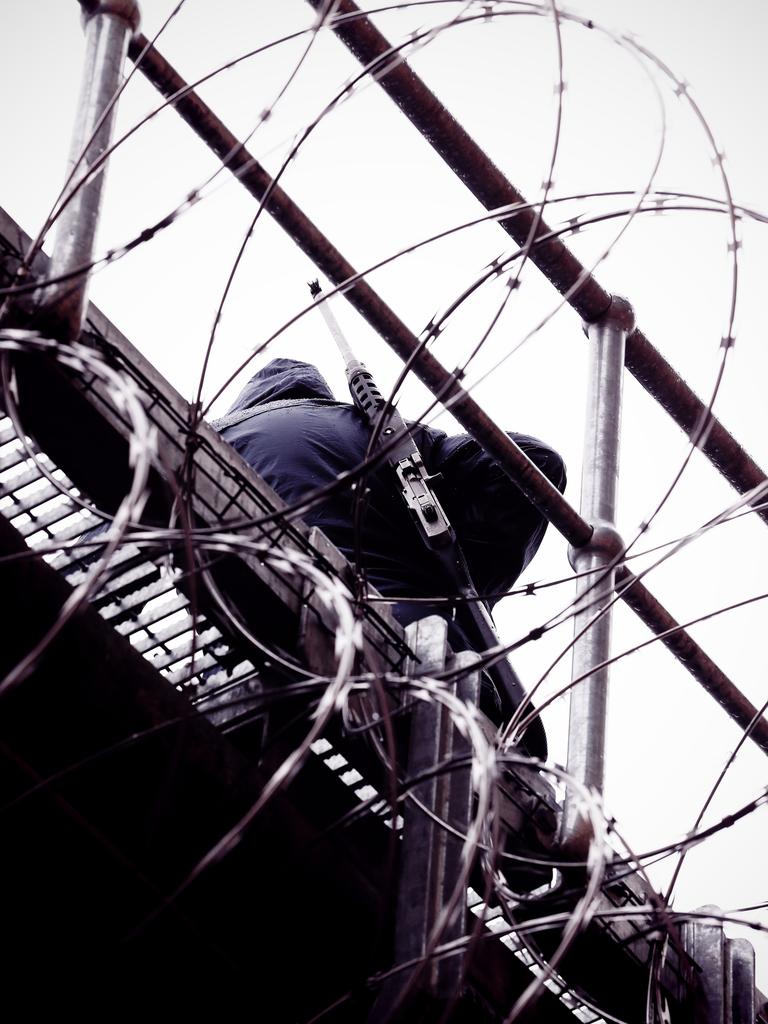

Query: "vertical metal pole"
<box><xmin>562</xmin><ymin>296</ymin><xmax>634</xmax><ymax>854</ymax></box>
<box><xmin>726</xmin><ymin>938</ymin><xmax>756</xmax><ymax>1024</ymax></box>
<box><xmin>43</xmin><ymin>0</ymin><xmax>140</xmax><ymax>340</ymax></box>
<box><xmin>682</xmin><ymin>907</ymin><xmax>726</xmax><ymax>1024</ymax></box>
<box><xmin>368</xmin><ymin>619</ymin><xmax>480</xmax><ymax>1023</ymax></box>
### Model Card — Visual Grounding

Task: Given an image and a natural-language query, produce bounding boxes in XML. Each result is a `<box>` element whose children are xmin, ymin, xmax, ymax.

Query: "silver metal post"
<box><xmin>43</xmin><ymin>0</ymin><xmax>140</xmax><ymax>340</ymax></box>
<box><xmin>727</xmin><ymin>938</ymin><xmax>757</xmax><ymax>1023</ymax></box>
<box><xmin>682</xmin><ymin>906</ymin><xmax>726</xmax><ymax>1024</ymax></box>
<box><xmin>562</xmin><ymin>296</ymin><xmax>634</xmax><ymax>854</ymax></box>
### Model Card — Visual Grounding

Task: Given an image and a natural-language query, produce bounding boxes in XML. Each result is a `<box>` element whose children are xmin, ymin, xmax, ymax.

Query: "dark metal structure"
<box><xmin>1</xmin><ymin>2</ymin><xmax>766</xmax><ymax>1021</ymax></box>
<box><xmin>0</xmin><ymin>204</ymin><xmax>690</xmax><ymax>1022</ymax></box>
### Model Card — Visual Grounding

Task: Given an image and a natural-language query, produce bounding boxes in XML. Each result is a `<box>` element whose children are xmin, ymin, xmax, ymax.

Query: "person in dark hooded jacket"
<box><xmin>214</xmin><ymin>358</ymin><xmax>565</xmax><ymax>727</ymax></box>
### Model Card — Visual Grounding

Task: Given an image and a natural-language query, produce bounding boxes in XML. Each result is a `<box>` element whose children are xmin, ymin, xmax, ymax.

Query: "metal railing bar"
<box><xmin>310</xmin><ymin>0</ymin><xmax>768</xmax><ymax>522</ymax></box>
<box><xmin>617</xmin><ymin>567</ymin><xmax>768</xmax><ymax>754</ymax></box>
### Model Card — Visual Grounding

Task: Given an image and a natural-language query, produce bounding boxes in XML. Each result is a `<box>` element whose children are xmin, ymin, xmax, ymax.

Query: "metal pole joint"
<box><xmin>583</xmin><ymin>294</ymin><xmax>635</xmax><ymax>336</ymax></box>
<box><xmin>568</xmin><ymin>522</ymin><xmax>624</xmax><ymax>571</ymax></box>
<box><xmin>79</xmin><ymin>0</ymin><xmax>141</xmax><ymax>31</ymax></box>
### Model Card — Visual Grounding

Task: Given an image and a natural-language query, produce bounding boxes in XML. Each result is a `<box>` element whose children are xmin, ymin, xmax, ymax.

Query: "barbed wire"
<box><xmin>1</xmin><ymin>2</ymin><xmax>766</xmax><ymax>1020</ymax></box>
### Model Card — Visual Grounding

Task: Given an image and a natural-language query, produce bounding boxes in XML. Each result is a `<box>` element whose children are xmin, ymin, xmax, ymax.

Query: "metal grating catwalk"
<box><xmin>0</xmin><ymin>218</ymin><xmax>708</xmax><ymax>1024</ymax></box>
<box><xmin>0</xmin><ymin>413</ymin><xmax>260</xmax><ymax>703</ymax></box>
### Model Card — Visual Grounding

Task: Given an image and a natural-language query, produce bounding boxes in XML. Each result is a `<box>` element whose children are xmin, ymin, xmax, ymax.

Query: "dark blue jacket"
<box><xmin>219</xmin><ymin>359</ymin><xmax>566</xmax><ymax>635</ymax></box>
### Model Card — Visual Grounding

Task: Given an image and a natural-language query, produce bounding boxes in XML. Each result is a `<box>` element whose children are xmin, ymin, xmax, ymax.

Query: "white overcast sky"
<box><xmin>2</xmin><ymin>0</ymin><xmax>767</xmax><ymax>992</ymax></box>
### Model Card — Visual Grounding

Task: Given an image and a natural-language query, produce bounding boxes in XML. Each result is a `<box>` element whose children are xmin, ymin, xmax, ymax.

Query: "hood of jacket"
<box><xmin>225</xmin><ymin>358</ymin><xmax>336</xmax><ymax>413</ymax></box>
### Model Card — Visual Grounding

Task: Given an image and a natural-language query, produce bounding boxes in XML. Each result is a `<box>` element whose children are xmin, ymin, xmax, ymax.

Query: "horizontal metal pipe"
<box><xmin>307</xmin><ymin>0</ymin><xmax>611</xmax><ymax>322</ymax></box>
<box><xmin>127</xmin><ymin>37</ymin><xmax>768</xmax><ymax>760</ymax></box>
<box><xmin>311</xmin><ymin>0</ymin><xmax>768</xmax><ymax>525</ymax></box>
<box><xmin>616</xmin><ymin>567</ymin><xmax>768</xmax><ymax>756</ymax></box>
<box><xmin>624</xmin><ymin>327</ymin><xmax>767</xmax><ymax>498</ymax></box>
